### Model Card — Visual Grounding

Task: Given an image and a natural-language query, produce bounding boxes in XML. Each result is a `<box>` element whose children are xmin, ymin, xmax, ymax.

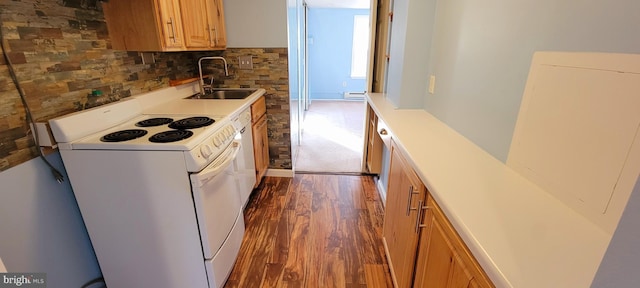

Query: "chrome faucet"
<box><xmin>198</xmin><ymin>56</ymin><xmax>229</xmax><ymax>95</ymax></box>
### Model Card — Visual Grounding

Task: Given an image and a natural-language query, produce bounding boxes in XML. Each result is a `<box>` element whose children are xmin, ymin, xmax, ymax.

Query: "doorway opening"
<box><xmin>289</xmin><ymin>0</ymin><xmax>372</xmax><ymax>174</ymax></box>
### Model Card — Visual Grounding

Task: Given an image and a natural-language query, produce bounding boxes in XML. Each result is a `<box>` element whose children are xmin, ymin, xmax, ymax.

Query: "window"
<box><xmin>351</xmin><ymin>15</ymin><xmax>370</xmax><ymax>79</ymax></box>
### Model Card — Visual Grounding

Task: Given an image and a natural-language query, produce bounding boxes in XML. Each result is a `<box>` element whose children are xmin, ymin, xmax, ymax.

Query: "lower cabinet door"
<box><xmin>413</xmin><ymin>195</ymin><xmax>494</xmax><ymax>288</ymax></box>
<box><xmin>383</xmin><ymin>139</ymin><xmax>425</xmax><ymax>287</ymax></box>
<box><xmin>251</xmin><ymin>114</ymin><xmax>269</xmax><ymax>186</ymax></box>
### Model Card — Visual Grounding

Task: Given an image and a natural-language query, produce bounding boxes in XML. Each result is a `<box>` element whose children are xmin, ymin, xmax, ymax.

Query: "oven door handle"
<box><xmin>195</xmin><ymin>142</ymin><xmax>241</xmax><ymax>185</ymax></box>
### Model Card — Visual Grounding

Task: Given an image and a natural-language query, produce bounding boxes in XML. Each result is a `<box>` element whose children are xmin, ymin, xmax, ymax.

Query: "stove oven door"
<box><xmin>190</xmin><ymin>141</ymin><xmax>245</xmax><ymax>287</ymax></box>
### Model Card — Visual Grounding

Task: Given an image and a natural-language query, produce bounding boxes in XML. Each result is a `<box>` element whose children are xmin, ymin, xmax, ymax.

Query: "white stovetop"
<box><xmin>50</xmin><ymin>82</ymin><xmax>264</xmax><ymax>151</ymax></box>
<box><xmin>68</xmin><ymin>114</ymin><xmax>228</xmax><ymax>151</ymax></box>
<box><xmin>367</xmin><ymin>93</ymin><xmax>611</xmax><ymax>288</ymax></box>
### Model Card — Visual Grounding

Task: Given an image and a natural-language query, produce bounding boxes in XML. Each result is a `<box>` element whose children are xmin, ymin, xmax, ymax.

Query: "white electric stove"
<box><xmin>49</xmin><ymin>90</ymin><xmax>247</xmax><ymax>288</ymax></box>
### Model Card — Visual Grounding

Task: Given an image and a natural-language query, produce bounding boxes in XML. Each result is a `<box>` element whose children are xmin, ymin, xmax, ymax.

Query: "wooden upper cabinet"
<box><xmin>157</xmin><ymin>0</ymin><xmax>184</xmax><ymax>49</ymax></box>
<box><xmin>207</xmin><ymin>0</ymin><xmax>227</xmax><ymax>48</ymax></box>
<box><xmin>179</xmin><ymin>0</ymin><xmax>226</xmax><ymax>49</ymax></box>
<box><xmin>383</xmin><ymin>139</ymin><xmax>426</xmax><ymax>288</ymax></box>
<box><xmin>179</xmin><ymin>1</ymin><xmax>210</xmax><ymax>48</ymax></box>
<box><xmin>102</xmin><ymin>0</ymin><xmax>226</xmax><ymax>51</ymax></box>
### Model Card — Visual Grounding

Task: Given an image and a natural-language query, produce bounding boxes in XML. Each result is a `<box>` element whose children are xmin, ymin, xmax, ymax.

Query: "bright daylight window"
<box><xmin>351</xmin><ymin>15</ymin><xmax>370</xmax><ymax>79</ymax></box>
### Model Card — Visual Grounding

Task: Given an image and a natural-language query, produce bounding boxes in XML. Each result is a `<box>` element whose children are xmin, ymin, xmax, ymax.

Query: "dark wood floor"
<box><xmin>225</xmin><ymin>174</ymin><xmax>393</xmax><ymax>288</ymax></box>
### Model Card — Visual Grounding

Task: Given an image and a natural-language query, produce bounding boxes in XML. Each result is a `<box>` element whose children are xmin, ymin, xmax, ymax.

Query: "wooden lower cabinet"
<box><xmin>382</xmin><ymin>139</ymin><xmax>494</xmax><ymax>288</ymax></box>
<box><xmin>251</xmin><ymin>96</ymin><xmax>269</xmax><ymax>187</ymax></box>
<box><xmin>383</xmin><ymin>139</ymin><xmax>426</xmax><ymax>287</ymax></box>
<box><xmin>413</xmin><ymin>195</ymin><xmax>494</xmax><ymax>288</ymax></box>
<box><xmin>365</xmin><ymin>104</ymin><xmax>383</xmax><ymax>174</ymax></box>
<box><xmin>414</xmin><ymin>194</ymin><xmax>493</xmax><ymax>288</ymax></box>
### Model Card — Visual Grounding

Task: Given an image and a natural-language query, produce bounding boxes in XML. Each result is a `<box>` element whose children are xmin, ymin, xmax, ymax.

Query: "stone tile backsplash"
<box><xmin>0</xmin><ymin>1</ymin><xmax>291</xmax><ymax>171</ymax></box>
<box><xmin>198</xmin><ymin>48</ymin><xmax>292</xmax><ymax>170</ymax></box>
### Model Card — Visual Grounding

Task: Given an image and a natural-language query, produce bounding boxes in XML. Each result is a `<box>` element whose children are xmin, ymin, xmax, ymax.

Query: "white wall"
<box><xmin>423</xmin><ymin>0</ymin><xmax>640</xmax><ymax>162</ymax></box>
<box><xmin>385</xmin><ymin>0</ymin><xmax>437</xmax><ymax>108</ymax></box>
<box><xmin>0</xmin><ymin>153</ymin><xmax>101</xmax><ymax>288</ymax></box>
<box><xmin>223</xmin><ymin>0</ymin><xmax>288</xmax><ymax>47</ymax></box>
<box><xmin>593</xmin><ymin>177</ymin><xmax>640</xmax><ymax>287</ymax></box>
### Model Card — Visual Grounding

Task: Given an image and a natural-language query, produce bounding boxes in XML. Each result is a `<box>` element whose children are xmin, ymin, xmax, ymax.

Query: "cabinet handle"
<box><xmin>415</xmin><ymin>201</ymin><xmax>429</xmax><ymax>233</ymax></box>
<box><xmin>405</xmin><ymin>185</ymin><xmax>420</xmax><ymax>216</ymax></box>
<box><xmin>213</xmin><ymin>27</ymin><xmax>218</xmax><ymax>45</ymax></box>
<box><xmin>379</xmin><ymin>128</ymin><xmax>388</xmax><ymax>135</ymax></box>
<box><xmin>167</xmin><ymin>17</ymin><xmax>177</xmax><ymax>43</ymax></box>
<box><xmin>208</xmin><ymin>25</ymin><xmax>214</xmax><ymax>46</ymax></box>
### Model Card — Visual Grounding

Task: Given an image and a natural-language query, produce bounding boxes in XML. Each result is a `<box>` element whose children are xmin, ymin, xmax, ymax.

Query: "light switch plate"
<box><xmin>238</xmin><ymin>55</ymin><xmax>253</xmax><ymax>69</ymax></box>
<box><xmin>428</xmin><ymin>75</ymin><xmax>436</xmax><ymax>94</ymax></box>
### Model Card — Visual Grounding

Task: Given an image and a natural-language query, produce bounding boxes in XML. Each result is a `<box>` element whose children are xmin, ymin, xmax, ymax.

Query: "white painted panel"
<box><xmin>223</xmin><ymin>0</ymin><xmax>288</xmax><ymax>47</ymax></box>
<box><xmin>0</xmin><ymin>153</ymin><xmax>101</xmax><ymax>287</ymax></box>
<box><xmin>508</xmin><ymin>52</ymin><xmax>640</xmax><ymax>234</ymax></box>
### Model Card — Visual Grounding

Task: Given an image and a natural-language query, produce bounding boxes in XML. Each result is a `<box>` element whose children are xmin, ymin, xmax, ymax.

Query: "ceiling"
<box><xmin>305</xmin><ymin>0</ymin><xmax>370</xmax><ymax>9</ymax></box>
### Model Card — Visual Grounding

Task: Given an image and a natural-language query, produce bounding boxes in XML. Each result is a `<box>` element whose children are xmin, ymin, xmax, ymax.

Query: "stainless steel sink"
<box><xmin>187</xmin><ymin>89</ymin><xmax>257</xmax><ymax>100</ymax></box>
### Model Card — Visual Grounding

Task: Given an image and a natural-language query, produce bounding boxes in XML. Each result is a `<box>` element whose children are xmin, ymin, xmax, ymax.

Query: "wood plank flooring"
<box><xmin>225</xmin><ymin>174</ymin><xmax>393</xmax><ymax>288</ymax></box>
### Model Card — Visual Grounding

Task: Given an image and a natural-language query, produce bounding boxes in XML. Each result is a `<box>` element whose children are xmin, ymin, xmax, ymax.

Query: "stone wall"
<box><xmin>0</xmin><ymin>0</ymin><xmax>292</xmax><ymax>171</ymax></box>
<box><xmin>198</xmin><ymin>48</ymin><xmax>292</xmax><ymax>170</ymax></box>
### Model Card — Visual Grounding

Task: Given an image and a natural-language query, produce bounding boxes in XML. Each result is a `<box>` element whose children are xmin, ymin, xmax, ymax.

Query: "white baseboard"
<box><xmin>266</xmin><ymin>169</ymin><xmax>294</xmax><ymax>178</ymax></box>
<box><xmin>376</xmin><ymin>178</ymin><xmax>387</xmax><ymax>206</ymax></box>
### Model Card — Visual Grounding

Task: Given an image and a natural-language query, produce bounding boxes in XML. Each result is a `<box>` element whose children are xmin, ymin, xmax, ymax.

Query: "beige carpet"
<box><xmin>294</xmin><ymin>100</ymin><xmax>366</xmax><ymax>173</ymax></box>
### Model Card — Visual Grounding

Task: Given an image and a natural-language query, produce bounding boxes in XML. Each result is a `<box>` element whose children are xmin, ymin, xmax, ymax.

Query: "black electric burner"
<box><xmin>100</xmin><ymin>129</ymin><xmax>148</xmax><ymax>142</ymax></box>
<box><xmin>135</xmin><ymin>117</ymin><xmax>174</xmax><ymax>127</ymax></box>
<box><xmin>168</xmin><ymin>117</ymin><xmax>215</xmax><ymax>130</ymax></box>
<box><xmin>149</xmin><ymin>130</ymin><xmax>194</xmax><ymax>143</ymax></box>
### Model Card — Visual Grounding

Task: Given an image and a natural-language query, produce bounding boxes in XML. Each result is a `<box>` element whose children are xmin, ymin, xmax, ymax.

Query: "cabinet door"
<box><xmin>157</xmin><ymin>0</ymin><xmax>184</xmax><ymax>49</ymax></box>
<box><xmin>179</xmin><ymin>0</ymin><xmax>212</xmax><ymax>48</ymax></box>
<box><xmin>206</xmin><ymin>0</ymin><xmax>227</xmax><ymax>48</ymax></box>
<box><xmin>250</xmin><ymin>96</ymin><xmax>267</xmax><ymax>122</ymax></box>
<box><xmin>103</xmin><ymin>0</ymin><xmax>171</xmax><ymax>51</ymax></box>
<box><xmin>414</xmin><ymin>214</ymin><xmax>470</xmax><ymax>287</ymax></box>
<box><xmin>365</xmin><ymin>105</ymin><xmax>383</xmax><ymax>174</ymax></box>
<box><xmin>252</xmin><ymin>114</ymin><xmax>269</xmax><ymax>186</ymax></box>
<box><xmin>413</xmin><ymin>195</ymin><xmax>494</xmax><ymax>288</ymax></box>
<box><xmin>383</xmin><ymin>139</ymin><xmax>425</xmax><ymax>288</ymax></box>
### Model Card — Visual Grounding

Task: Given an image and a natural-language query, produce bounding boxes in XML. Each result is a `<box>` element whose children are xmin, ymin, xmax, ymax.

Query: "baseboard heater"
<box><xmin>344</xmin><ymin>92</ymin><xmax>366</xmax><ymax>99</ymax></box>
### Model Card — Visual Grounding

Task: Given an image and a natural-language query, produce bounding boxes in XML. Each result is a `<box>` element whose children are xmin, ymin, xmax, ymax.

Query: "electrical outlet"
<box><xmin>30</xmin><ymin>122</ymin><xmax>56</xmax><ymax>147</ymax></box>
<box><xmin>238</xmin><ymin>56</ymin><xmax>253</xmax><ymax>69</ymax></box>
<box><xmin>139</xmin><ymin>52</ymin><xmax>155</xmax><ymax>64</ymax></box>
<box><xmin>428</xmin><ymin>75</ymin><xmax>436</xmax><ymax>94</ymax></box>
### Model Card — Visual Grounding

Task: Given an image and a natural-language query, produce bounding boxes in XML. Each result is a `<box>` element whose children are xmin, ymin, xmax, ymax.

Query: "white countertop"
<box><xmin>367</xmin><ymin>93</ymin><xmax>612</xmax><ymax>288</ymax></box>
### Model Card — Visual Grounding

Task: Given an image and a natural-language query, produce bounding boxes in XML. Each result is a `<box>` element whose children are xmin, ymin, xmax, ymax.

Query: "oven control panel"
<box><xmin>184</xmin><ymin>121</ymin><xmax>238</xmax><ymax>172</ymax></box>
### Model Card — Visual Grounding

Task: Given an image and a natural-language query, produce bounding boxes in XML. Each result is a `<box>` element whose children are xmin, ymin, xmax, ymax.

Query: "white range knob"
<box><xmin>213</xmin><ymin>137</ymin><xmax>222</xmax><ymax>147</ymax></box>
<box><xmin>200</xmin><ymin>144</ymin><xmax>213</xmax><ymax>158</ymax></box>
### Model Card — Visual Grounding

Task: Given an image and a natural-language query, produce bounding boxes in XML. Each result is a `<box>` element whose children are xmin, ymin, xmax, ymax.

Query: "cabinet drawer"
<box><xmin>377</xmin><ymin>116</ymin><xmax>391</xmax><ymax>149</ymax></box>
<box><xmin>251</xmin><ymin>96</ymin><xmax>266</xmax><ymax>123</ymax></box>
